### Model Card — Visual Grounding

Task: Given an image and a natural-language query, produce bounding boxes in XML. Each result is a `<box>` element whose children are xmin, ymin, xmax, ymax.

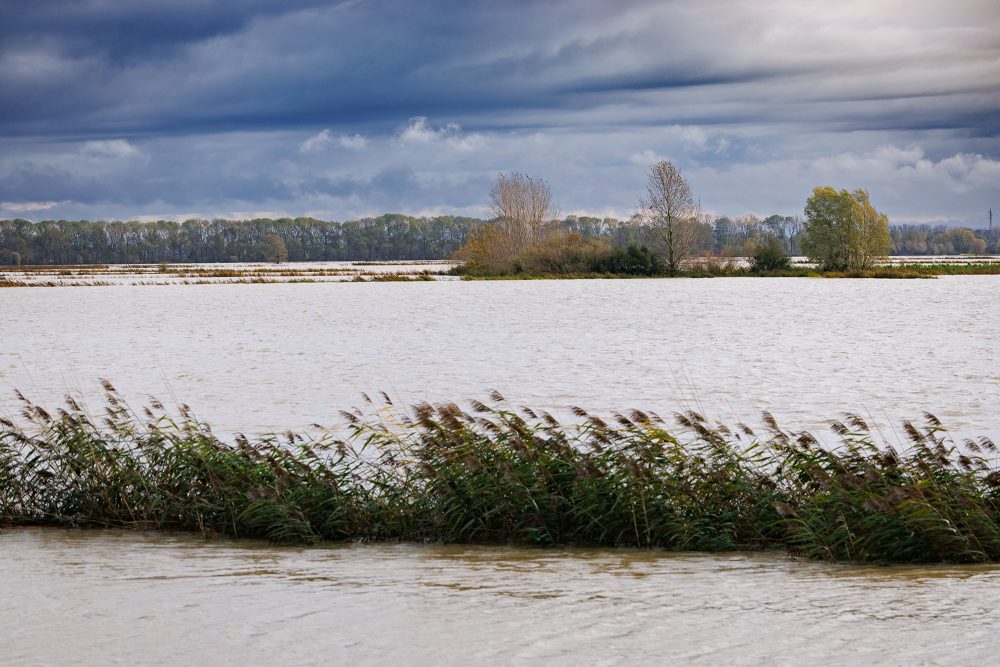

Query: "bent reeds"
<box><xmin>1</xmin><ymin>385</ymin><xmax>998</xmax><ymax>562</ymax></box>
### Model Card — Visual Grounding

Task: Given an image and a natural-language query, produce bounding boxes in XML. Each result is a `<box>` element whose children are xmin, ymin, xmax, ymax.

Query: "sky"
<box><xmin>1</xmin><ymin>0</ymin><xmax>998</xmax><ymax>226</ymax></box>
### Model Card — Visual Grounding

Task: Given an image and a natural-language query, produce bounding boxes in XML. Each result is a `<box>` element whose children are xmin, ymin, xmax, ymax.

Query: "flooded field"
<box><xmin>0</xmin><ymin>260</ymin><xmax>455</xmax><ymax>286</ymax></box>
<box><xmin>1</xmin><ymin>256</ymin><xmax>996</xmax><ymax>286</ymax></box>
<box><xmin>4</xmin><ymin>528</ymin><xmax>999</xmax><ymax>666</ymax></box>
<box><xmin>0</xmin><ymin>274</ymin><xmax>997</xmax><ymax>439</ymax></box>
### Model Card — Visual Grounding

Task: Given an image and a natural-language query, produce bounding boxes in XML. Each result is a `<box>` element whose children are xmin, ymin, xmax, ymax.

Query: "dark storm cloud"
<box><xmin>0</xmin><ymin>0</ymin><xmax>335</xmax><ymax>59</ymax></box>
<box><xmin>4</xmin><ymin>0</ymin><xmax>991</xmax><ymax>139</ymax></box>
<box><xmin>1</xmin><ymin>0</ymin><xmax>529</xmax><ymax>137</ymax></box>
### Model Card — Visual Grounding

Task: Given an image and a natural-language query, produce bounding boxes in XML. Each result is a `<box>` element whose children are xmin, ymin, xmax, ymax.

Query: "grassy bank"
<box><xmin>887</xmin><ymin>262</ymin><xmax>1000</xmax><ymax>276</ymax></box>
<box><xmin>2</xmin><ymin>386</ymin><xmax>998</xmax><ymax>563</ymax></box>
<box><xmin>459</xmin><ymin>268</ymin><xmax>933</xmax><ymax>280</ymax></box>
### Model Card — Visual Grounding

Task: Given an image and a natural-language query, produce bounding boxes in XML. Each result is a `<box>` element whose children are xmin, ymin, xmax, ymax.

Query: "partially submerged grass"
<box><xmin>459</xmin><ymin>272</ymin><xmax>657</xmax><ymax>281</ymax></box>
<box><xmin>0</xmin><ymin>263</ymin><xmax>449</xmax><ymax>287</ymax></box>
<box><xmin>887</xmin><ymin>262</ymin><xmax>1000</xmax><ymax>276</ymax></box>
<box><xmin>352</xmin><ymin>273</ymin><xmax>437</xmax><ymax>282</ymax></box>
<box><xmin>2</xmin><ymin>384</ymin><xmax>998</xmax><ymax>562</ymax></box>
<box><xmin>461</xmin><ymin>266</ymin><xmax>946</xmax><ymax>280</ymax></box>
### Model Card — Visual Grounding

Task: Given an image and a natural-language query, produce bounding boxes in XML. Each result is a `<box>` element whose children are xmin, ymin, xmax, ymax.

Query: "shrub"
<box><xmin>518</xmin><ymin>231</ymin><xmax>611</xmax><ymax>274</ymax></box>
<box><xmin>750</xmin><ymin>236</ymin><xmax>791</xmax><ymax>271</ymax></box>
<box><xmin>591</xmin><ymin>244</ymin><xmax>664</xmax><ymax>275</ymax></box>
<box><xmin>452</xmin><ymin>223</ymin><xmax>519</xmax><ymax>274</ymax></box>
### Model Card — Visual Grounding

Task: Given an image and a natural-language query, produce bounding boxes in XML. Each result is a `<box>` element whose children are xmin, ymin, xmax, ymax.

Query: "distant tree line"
<box><xmin>2</xmin><ymin>212</ymin><xmax>997</xmax><ymax>265</ymax></box>
<box><xmin>0</xmin><ymin>215</ymin><xmax>480</xmax><ymax>265</ymax></box>
<box><xmin>890</xmin><ymin>224</ymin><xmax>999</xmax><ymax>255</ymax></box>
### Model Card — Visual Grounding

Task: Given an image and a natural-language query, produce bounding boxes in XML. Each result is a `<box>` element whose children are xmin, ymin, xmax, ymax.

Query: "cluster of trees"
<box><xmin>534</xmin><ymin>214</ymin><xmax>801</xmax><ymax>257</ymax></box>
<box><xmin>455</xmin><ymin>164</ymin><xmax>812</xmax><ymax>276</ymax></box>
<box><xmin>457</xmin><ymin>164</ymin><xmax>902</xmax><ymax>275</ymax></box>
<box><xmin>455</xmin><ymin>171</ymin><xmax>667</xmax><ymax>276</ymax></box>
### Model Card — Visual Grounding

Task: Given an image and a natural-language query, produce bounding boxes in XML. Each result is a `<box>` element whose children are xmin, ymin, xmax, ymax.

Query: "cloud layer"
<box><xmin>1</xmin><ymin>0</ymin><xmax>998</xmax><ymax>225</ymax></box>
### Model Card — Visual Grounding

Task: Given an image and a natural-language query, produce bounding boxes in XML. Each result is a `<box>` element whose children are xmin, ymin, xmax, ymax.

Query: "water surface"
<box><xmin>1</xmin><ymin>276</ymin><xmax>997</xmax><ymax>438</ymax></box>
<box><xmin>4</xmin><ymin>528</ymin><xmax>999</xmax><ymax>666</ymax></box>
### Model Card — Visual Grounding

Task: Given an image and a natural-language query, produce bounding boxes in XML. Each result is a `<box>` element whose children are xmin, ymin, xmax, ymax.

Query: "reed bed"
<box><xmin>0</xmin><ymin>278</ymin><xmax>116</xmax><ymax>287</ymax></box>
<box><xmin>2</xmin><ymin>384</ymin><xmax>998</xmax><ymax>563</ymax></box>
<box><xmin>352</xmin><ymin>273</ymin><xmax>437</xmax><ymax>282</ymax></box>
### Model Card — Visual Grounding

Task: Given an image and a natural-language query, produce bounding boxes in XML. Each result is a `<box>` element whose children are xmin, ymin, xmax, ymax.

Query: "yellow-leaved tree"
<box><xmin>801</xmin><ymin>187</ymin><xmax>890</xmax><ymax>270</ymax></box>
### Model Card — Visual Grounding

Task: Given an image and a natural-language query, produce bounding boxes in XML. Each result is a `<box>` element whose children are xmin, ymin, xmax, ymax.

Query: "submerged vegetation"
<box><xmin>0</xmin><ymin>262</ymin><xmax>451</xmax><ymax>287</ymax></box>
<box><xmin>3</xmin><ymin>384</ymin><xmax>999</xmax><ymax>563</ymax></box>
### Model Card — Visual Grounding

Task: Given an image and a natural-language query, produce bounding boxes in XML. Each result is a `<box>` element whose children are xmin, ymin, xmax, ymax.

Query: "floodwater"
<box><xmin>3</xmin><ymin>276</ymin><xmax>999</xmax><ymax>666</ymax></box>
<box><xmin>0</xmin><ymin>275</ymin><xmax>998</xmax><ymax>439</ymax></box>
<box><xmin>3</xmin><ymin>528</ymin><xmax>999</xmax><ymax>666</ymax></box>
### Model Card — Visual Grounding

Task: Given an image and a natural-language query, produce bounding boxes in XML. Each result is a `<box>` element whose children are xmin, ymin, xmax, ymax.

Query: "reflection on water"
<box><xmin>4</xmin><ymin>528</ymin><xmax>1000</xmax><ymax>665</ymax></box>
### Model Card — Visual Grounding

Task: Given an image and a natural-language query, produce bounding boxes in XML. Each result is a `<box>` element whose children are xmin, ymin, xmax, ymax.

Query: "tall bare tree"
<box><xmin>490</xmin><ymin>172</ymin><xmax>554</xmax><ymax>257</ymax></box>
<box><xmin>638</xmin><ymin>161</ymin><xmax>700</xmax><ymax>275</ymax></box>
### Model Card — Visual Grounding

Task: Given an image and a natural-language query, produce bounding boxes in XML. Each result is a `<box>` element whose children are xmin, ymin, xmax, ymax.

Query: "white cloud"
<box><xmin>629</xmin><ymin>149</ymin><xmax>670</xmax><ymax>166</ymax></box>
<box><xmin>676</xmin><ymin>125</ymin><xmax>709</xmax><ymax>151</ymax></box>
<box><xmin>396</xmin><ymin>117</ymin><xmax>485</xmax><ymax>151</ymax></box>
<box><xmin>1</xmin><ymin>200</ymin><xmax>62</xmax><ymax>213</ymax></box>
<box><xmin>631</xmin><ymin>127</ymin><xmax>728</xmax><ymax>161</ymax></box>
<box><xmin>337</xmin><ymin>133</ymin><xmax>368</xmax><ymax>150</ymax></box>
<box><xmin>397</xmin><ymin>117</ymin><xmax>440</xmax><ymax>144</ymax></box>
<box><xmin>299</xmin><ymin>129</ymin><xmax>368</xmax><ymax>154</ymax></box>
<box><xmin>299</xmin><ymin>130</ymin><xmax>333</xmax><ymax>153</ymax></box>
<box><xmin>81</xmin><ymin>139</ymin><xmax>144</xmax><ymax>160</ymax></box>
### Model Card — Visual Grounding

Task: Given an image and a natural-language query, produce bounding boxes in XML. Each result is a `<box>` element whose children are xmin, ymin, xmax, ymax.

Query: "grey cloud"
<box><xmin>0</xmin><ymin>0</ymin><xmax>997</xmax><ymax>226</ymax></box>
<box><xmin>3</xmin><ymin>0</ymin><xmax>996</xmax><ymax>138</ymax></box>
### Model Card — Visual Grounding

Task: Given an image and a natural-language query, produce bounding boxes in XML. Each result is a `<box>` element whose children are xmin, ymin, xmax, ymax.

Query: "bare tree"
<box><xmin>637</xmin><ymin>161</ymin><xmax>701</xmax><ymax>275</ymax></box>
<box><xmin>490</xmin><ymin>172</ymin><xmax>554</xmax><ymax>257</ymax></box>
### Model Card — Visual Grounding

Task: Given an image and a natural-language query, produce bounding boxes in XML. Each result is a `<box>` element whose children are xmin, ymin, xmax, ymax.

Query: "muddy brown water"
<box><xmin>4</xmin><ymin>528</ymin><xmax>1000</xmax><ymax>665</ymax></box>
